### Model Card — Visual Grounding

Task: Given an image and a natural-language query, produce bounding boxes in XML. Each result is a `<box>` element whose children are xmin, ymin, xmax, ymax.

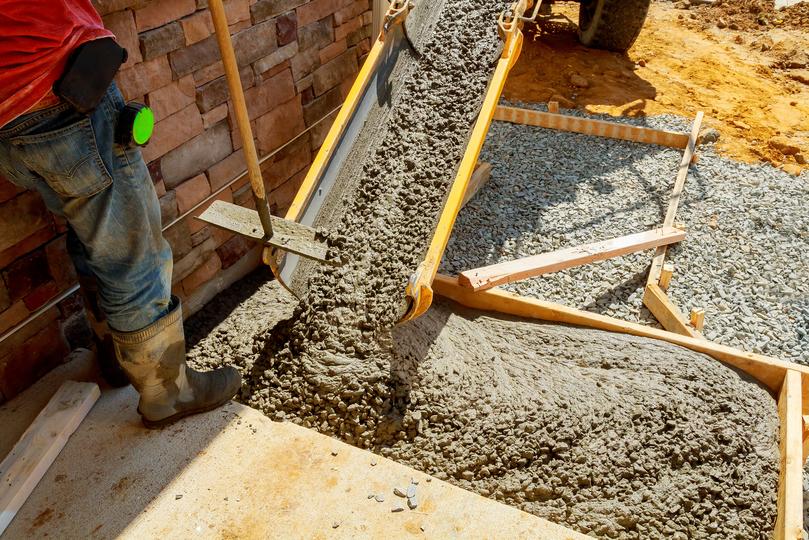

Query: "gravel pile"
<box><xmin>442</xmin><ymin>102</ymin><xmax>809</xmax><ymax>363</ymax></box>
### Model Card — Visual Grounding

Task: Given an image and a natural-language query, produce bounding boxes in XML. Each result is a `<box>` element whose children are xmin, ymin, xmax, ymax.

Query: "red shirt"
<box><xmin>0</xmin><ymin>0</ymin><xmax>113</xmax><ymax>128</ymax></box>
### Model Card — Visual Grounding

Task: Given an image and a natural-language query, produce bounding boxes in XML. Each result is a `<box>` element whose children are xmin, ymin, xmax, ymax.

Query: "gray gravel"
<box><xmin>441</xmin><ymin>101</ymin><xmax>809</xmax><ymax>363</ymax></box>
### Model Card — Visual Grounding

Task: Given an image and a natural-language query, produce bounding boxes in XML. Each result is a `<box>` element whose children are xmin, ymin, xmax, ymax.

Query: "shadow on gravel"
<box><xmin>184</xmin><ymin>266</ymin><xmax>274</xmax><ymax>349</ymax></box>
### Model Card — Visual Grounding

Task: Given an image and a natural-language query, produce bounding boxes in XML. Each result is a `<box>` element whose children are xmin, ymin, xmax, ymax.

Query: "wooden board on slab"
<box><xmin>493</xmin><ymin>105</ymin><xmax>691</xmax><ymax>149</ymax></box>
<box><xmin>461</xmin><ymin>162</ymin><xmax>493</xmax><ymax>207</ymax></box>
<box><xmin>0</xmin><ymin>381</ymin><xmax>100</xmax><ymax>535</ymax></box>
<box><xmin>459</xmin><ymin>227</ymin><xmax>685</xmax><ymax>291</ymax></box>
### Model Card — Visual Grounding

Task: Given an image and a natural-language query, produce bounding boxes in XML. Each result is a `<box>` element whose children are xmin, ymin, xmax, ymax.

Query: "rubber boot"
<box><xmin>111</xmin><ymin>296</ymin><xmax>242</xmax><ymax>429</ymax></box>
<box><xmin>78</xmin><ymin>276</ymin><xmax>131</xmax><ymax>388</ymax></box>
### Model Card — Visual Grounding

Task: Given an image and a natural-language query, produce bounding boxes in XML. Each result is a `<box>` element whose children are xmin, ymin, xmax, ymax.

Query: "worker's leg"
<box><xmin>0</xmin><ymin>84</ymin><xmax>240</xmax><ymax>426</ymax></box>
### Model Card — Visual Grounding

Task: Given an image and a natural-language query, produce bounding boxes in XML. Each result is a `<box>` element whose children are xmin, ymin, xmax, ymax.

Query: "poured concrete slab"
<box><xmin>0</xmin><ymin>353</ymin><xmax>587</xmax><ymax>539</ymax></box>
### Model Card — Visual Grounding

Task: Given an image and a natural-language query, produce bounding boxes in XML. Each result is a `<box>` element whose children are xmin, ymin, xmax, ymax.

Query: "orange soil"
<box><xmin>502</xmin><ymin>2</ymin><xmax>809</xmax><ymax>174</ymax></box>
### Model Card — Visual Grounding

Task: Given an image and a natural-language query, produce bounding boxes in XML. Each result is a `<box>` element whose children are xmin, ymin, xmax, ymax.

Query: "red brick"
<box><xmin>251</xmin><ymin>0</ymin><xmax>306</xmax><ymax>22</ymax></box>
<box><xmin>196</xmin><ymin>66</ymin><xmax>254</xmax><ymax>112</ymax></box>
<box><xmin>233</xmin><ymin>19</ymin><xmax>277</xmax><ymax>66</ymax></box>
<box><xmin>229</xmin><ymin>19</ymin><xmax>252</xmax><ymax>34</ymax></box>
<box><xmin>172</xmin><ymin>235</ymin><xmax>216</xmax><ymax>282</ymax></box>
<box><xmin>297</xmin><ymin>0</ymin><xmax>342</xmax><ymax>27</ymax></box>
<box><xmin>139</xmin><ymin>21</ymin><xmax>186</xmax><ymax>61</ymax></box>
<box><xmin>190</xmin><ymin>226</ymin><xmax>212</xmax><ymax>247</ymax></box>
<box><xmin>269</xmin><ymin>169</ymin><xmax>305</xmax><ymax>213</ymax></box>
<box><xmin>309</xmin><ymin>109</ymin><xmax>337</xmax><ymax>150</ymax></box>
<box><xmin>291</xmin><ymin>46</ymin><xmax>320</xmax><ymax>81</ymax></box>
<box><xmin>255</xmin><ymin>96</ymin><xmax>305</xmax><ymax>153</ymax></box>
<box><xmin>298</xmin><ymin>19</ymin><xmax>333</xmax><ymax>50</ymax></box>
<box><xmin>0</xmin><ymin>191</ymin><xmax>50</xmax><ymax>254</ymax></box>
<box><xmin>319</xmin><ymin>38</ymin><xmax>346</xmax><ymax>64</ymax></box>
<box><xmin>23</xmin><ymin>281</ymin><xmax>60</xmax><ymax>311</ymax></box>
<box><xmin>358</xmin><ymin>36</ymin><xmax>371</xmax><ymax>56</ymax></box>
<box><xmin>334</xmin><ymin>0</ymin><xmax>367</xmax><ymax>26</ymax></box>
<box><xmin>155</xmin><ymin>179</ymin><xmax>167</xmax><ymax>197</ymax></box>
<box><xmin>346</xmin><ymin>23</ymin><xmax>371</xmax><ymax>47</ymax></box>
<box><xmin>159</xmin><ymin>191</ymin><xmax>178</xmax><ymax>224</ymax></box>
<box><xmin>4</xmin><ymin>248</ymin><xmax>51</xmax><ymax>302</ymax></box>
<box><xmin>0</xmin><ymin>318</ymin><xmax>67</xmax><ymax>400</ymax></box>
<box><xmin>210</xmin><ymin>223</ymin><xmax>233</xmax><ymax>247</ymax></box>
<box><xmin>161</xmin><ymin>123</ymin><xmax>233</xmax><ymax>188</ymax></box>
<box><xmin>0</xmin><ymin>225</ymin><xmax>55</xmax><ymax>270</ymax></box>
<box><xmin>45</xmin><ymin>236</ymin><xmax>77</xmax><ymax>289</ymax></box>
<box><xmin>116</xmin><ymin>56</ymin><xmax>173</xmax><ymax>100</ymax></box>
<box><xmin>276</xmin><ymin>12</ymin><xmax>298</xmax><ymax>45</ymax></box>
<box><xmin>169</xmin><ymin>35</ymin><xmax>220</xmax><ymax>77</ymax></box>
<box><xmin>181</xmin><ymin>10</ymin><xmax>213</xmax><ymax>45</ymax></box>
<box><xmin>237</xmin><ymin>69</ymin><xmax>296</xmax><ymax>121</ymax></box>
<box><xmin>0</xmin><ymin>301</ymin><xmax>29</xmax><ymax>335</ymax></box>
<box><xmin>147</xmin><ymin>75</ymin><xmax>196</xmax><ymax>120</ymax></box>
<box><xmin>93</xmin><ymin>0</ymin><xmax>150</xmax><ymax>16</ymax></box>
<box><xmin>225</xmin><ymin>0</ymin><xmax>251</xmax><ymax>24</ymax></box>
<box><xmin>207</xmin><ymin>150</ymin><xmax>246</xmax><ymax>191</ymax></box>
<box><xmin>263</xmin><ymin>60</ymin><xmax>291</xmax><ymax>80</ymax></box>
<box><xmin>216</xmin><ymin>234</ymin><xmax>254</xmax><ymax>269</ymax></box>
<box><xmin>254</xmin><ymin>43</ymin><xmax>298</xmax><ymax>76</ymax></box>
<box><xmin>182</xmin><ymin>252</ymin><xmax>222</xmax><ymax>293</ymax></box>
<box><xmin>194</xmin><ymin>61</ymin><xmax>226</xmax><ymax>86</ymax></box>
<box><xmin>260</xmin><ymin>136</ymin><xmax>312</xmax><ymax>189</ymax></box>
<box><xmin>148</xmin><ymin>159</ymin><xmax>164</xmax><ymax>184</ymax></box>
<box><xmin>135</xmin><ymin>0</ymin><xmax>196</xmax><ymax>32</ymax></box>
<box><xmin>164</xmin><ymin>220</ymin><xmax>194</xmax><ymax>260</ymax></box>
<box><xmin>102</xmin><ymin>10</ymin><xmax>142</xmax><ymax>69</ymax></box>
<box><xmin>334</xmin><ymin>16</ymin><xmax>361</xmax><ymax>41</ymax></box>
<box><xmin>361</xmin><ymin>9</ymin><xmax>372</xmax><ymax>26</ymax></box>
<box><xmin>202</xmin><ymin>103</ymin><xmax>229</xmax><ymax>129</ymax></box>
<box><xmin>0</xmin><ymin>176</ymin><xmax>22</xmax><ymax>204</ymax></box>
<box><xmin>312</xmin><ymin>48</ymin><xmax>357</xmax><ymax>96</ymax></box>
<box><xmin>142</xmin><ymin>104</ymin><xmax>204</xmax><ymax>163</ymax></box>
<box><xmin>175</xmin><ymin>174</ymin><xmax>211</xmax><ymax>214</ymax></box>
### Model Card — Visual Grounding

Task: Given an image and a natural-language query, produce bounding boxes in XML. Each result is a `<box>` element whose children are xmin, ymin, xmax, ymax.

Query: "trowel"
<box><xmin>198</xmin><ymin>0</ymin><xmax>333</xmax><ymax>265</ymax></box>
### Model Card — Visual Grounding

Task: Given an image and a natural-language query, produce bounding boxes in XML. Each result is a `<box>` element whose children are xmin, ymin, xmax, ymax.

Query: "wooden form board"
<box><xmin>432</xmin><ymin>274</ymin><xmax>809</xmax><ymax>535</ymax></box>
<box><xmin>459</xmin><ymin>227</ymin><xmax>686</xmax><ymax>291</ymax></box>
<box><xmin>775</xmin><ymin>369</ymin><xmax>803</xmax><ymax>540</ymax></box>
<box><xmin>0</xmin><ymin>381</ymin><xmax>100</xmax><ymax>535</ymax></box>
<box><xmin>493</xmin><ymin>106</ymin><xmax>691</xmax><ymax>149</ymax></box>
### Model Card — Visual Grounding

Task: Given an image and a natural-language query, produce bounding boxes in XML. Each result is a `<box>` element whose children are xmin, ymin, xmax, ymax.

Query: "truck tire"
<box><xmin>577</xmin><ymin>0</ymin><xmax>652</xmax><ymax>52</ymax></box>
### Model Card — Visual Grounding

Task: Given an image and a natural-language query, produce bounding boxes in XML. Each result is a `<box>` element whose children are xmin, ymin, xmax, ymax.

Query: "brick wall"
<box><xmin>0</xmin><ymin>0</ymin><xmax>373</xmax><ymax>403</ymax></box>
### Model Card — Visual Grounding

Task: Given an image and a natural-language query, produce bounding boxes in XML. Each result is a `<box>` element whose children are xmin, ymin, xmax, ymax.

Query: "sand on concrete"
<box><xmin>187</xmin><ymin>272</ymin><xmax>779</xmax><ymax>539</ymax></box>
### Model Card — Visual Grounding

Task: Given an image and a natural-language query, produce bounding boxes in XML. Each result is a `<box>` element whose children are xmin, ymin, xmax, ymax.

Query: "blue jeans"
<box><xmin>0</xmin><ymin>83</ymin><xmax>172</xmax><ymax>333</ymax></box>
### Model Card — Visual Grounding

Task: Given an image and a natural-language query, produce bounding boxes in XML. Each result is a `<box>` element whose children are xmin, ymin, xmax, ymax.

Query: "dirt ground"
<box><xmin>502</xmin><ymin>1</ymin><xmax>809</xmax><ymax>174</ymax></box>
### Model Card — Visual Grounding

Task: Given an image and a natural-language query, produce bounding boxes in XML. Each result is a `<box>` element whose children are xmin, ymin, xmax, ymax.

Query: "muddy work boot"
<box><xmin>111</xmin><ymin>296</ymin><xmax>241</xmax><ymax>429</ymax></box>
<box><xmin>79</xmin><ymin>276</ymin><xmax>130</xmax><ymax>388</ymax></box>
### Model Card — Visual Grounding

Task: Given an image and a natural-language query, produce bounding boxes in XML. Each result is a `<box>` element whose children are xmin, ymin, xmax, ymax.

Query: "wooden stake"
<box><xmin>644</xmin><ymin>283</ymin><xmax>701</xmax><ymax>338</ymax></box>
<box><xmin>547</xmin><ymin>101</ymin><xmax>560</xmax><ymax>113</ymax></box>
<box><xmin>659</xmin><ymin>262</ymin><xmax>674</xmax><ymax>290</ymax></box>
<box><xmin>493</xmin><ymin>105</ymin><xmax>691</xmax><ymax>149</ymax></box>
<box><xmin>0</xmin><ymin>381</ymin><xmax>100</xmax><ymax>535</ymax></box>
<box><xmin>459</xmin><ymin>227</ymin><xmax>686</xmax><ymax>291</ymax></box>
<box><xmin>775</xmin><ymin>370</ymin><xmax>803</xmax><ymax>540</ymax></box>
<box><xmin>689</xmin><ymin>307</ymin><xmax>705</xmax><ymax>331</ymax></box>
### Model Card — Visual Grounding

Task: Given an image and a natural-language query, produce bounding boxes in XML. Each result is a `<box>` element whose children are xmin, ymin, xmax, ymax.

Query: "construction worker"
<box><xmin>0</xmin><ymin>1</ymin><xmax>241</xmax><ymax>427</ymax></box>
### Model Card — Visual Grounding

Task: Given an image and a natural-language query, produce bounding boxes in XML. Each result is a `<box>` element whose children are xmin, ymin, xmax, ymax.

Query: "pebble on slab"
<box><xmin>407</xmin><ymin>496</ymin><xmax>418</xmax><ymax>510</ymax></box>
<box><xmin>391</xmin><ymin>505</ymin><xmax>405</xmax><ymax>513</ymax></box>
<box><xmin>393</xmin><ymin>487</ymin><xmax>407</xmax><ymax>498</ymax></box>
<box><xmin>375</xmin><ymin>494</ymin><xmax>385</xmax><ymax>503</ymax></box>
<box><xmin>407</xmin><ymin>484</ymin><xmax>416</xmax><ymax>498</ymax></box>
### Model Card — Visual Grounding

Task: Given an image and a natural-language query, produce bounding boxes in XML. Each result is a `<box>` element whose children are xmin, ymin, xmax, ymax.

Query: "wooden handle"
<box><xmin>209</xmin><ymin>0</ymin><xmax>274</xmax><ymax>236</ymax></box>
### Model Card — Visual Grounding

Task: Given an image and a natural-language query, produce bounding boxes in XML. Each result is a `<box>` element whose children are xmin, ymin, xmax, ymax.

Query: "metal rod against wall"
<box><xmin>0</xmin><ymin>106</ymin><xmax>342</xmax><ymax>347</ymax></box>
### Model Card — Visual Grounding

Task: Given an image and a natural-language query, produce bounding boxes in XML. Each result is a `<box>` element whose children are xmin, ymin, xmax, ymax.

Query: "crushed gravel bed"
<box><xmin>441</xmin><ymin>102</ymin><xmax>809</xmax><ymax>363</ymax></box>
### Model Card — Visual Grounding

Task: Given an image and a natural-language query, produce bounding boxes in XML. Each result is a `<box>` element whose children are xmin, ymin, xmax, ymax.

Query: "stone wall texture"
<box><xmin>0</xmin><ymin>0</ymin><xmax>373</xmax><ymax>402</ymax></box>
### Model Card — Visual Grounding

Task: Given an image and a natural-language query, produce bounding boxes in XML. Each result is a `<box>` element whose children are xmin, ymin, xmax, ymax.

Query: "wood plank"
<box><xmin>689</xmin><ymin>308</ymin><xmax>705</xmax><ymax>331</ymax></box>
<box><xmin>775</xmin><ymin>370</ymin><xmax>803</xmax><ymax>540</ymax></box>
<box><xmin>461</xmin><ymin>162</ymin><xmax>493</xmax><ymax>208</ymax></box>
<box><xmin>0</xmin><ymin>381</ymin><xmax>100</xmax><ymax>535</ymax></box>
<box><xmin>459</xmin><ymin>227</ymin><xmax>686</xmax><ymax>291</ymax></box>
<box><xmin>658</xmin><ymin>262</ymin><xmax>674</xmax><ymax>290</ymax></box>
<box><xmin>493</xmin><ymin>105</ymin><xmax>691</xmax><ymax>149</ymax></box>
<box><xmin>547</xmin><ymin>101</ymin><xmax>559</xmax><ymax>113</ymax></box>
<box><xmin>643</xmin><ymin>283</ymin><xmax>701</xmax><ymax>338</ymax></box>
<box><xmin>646</xmin><ymin>112</ymin><xmax>704</xmax><ymax>285</ymax></box>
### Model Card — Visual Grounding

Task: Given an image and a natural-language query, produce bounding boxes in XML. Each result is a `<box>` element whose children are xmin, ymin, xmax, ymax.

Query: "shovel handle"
<box><xmin>209</xmin><ymin>0</ymin><xmax>274</xmax><ymax>237</ymax></box>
